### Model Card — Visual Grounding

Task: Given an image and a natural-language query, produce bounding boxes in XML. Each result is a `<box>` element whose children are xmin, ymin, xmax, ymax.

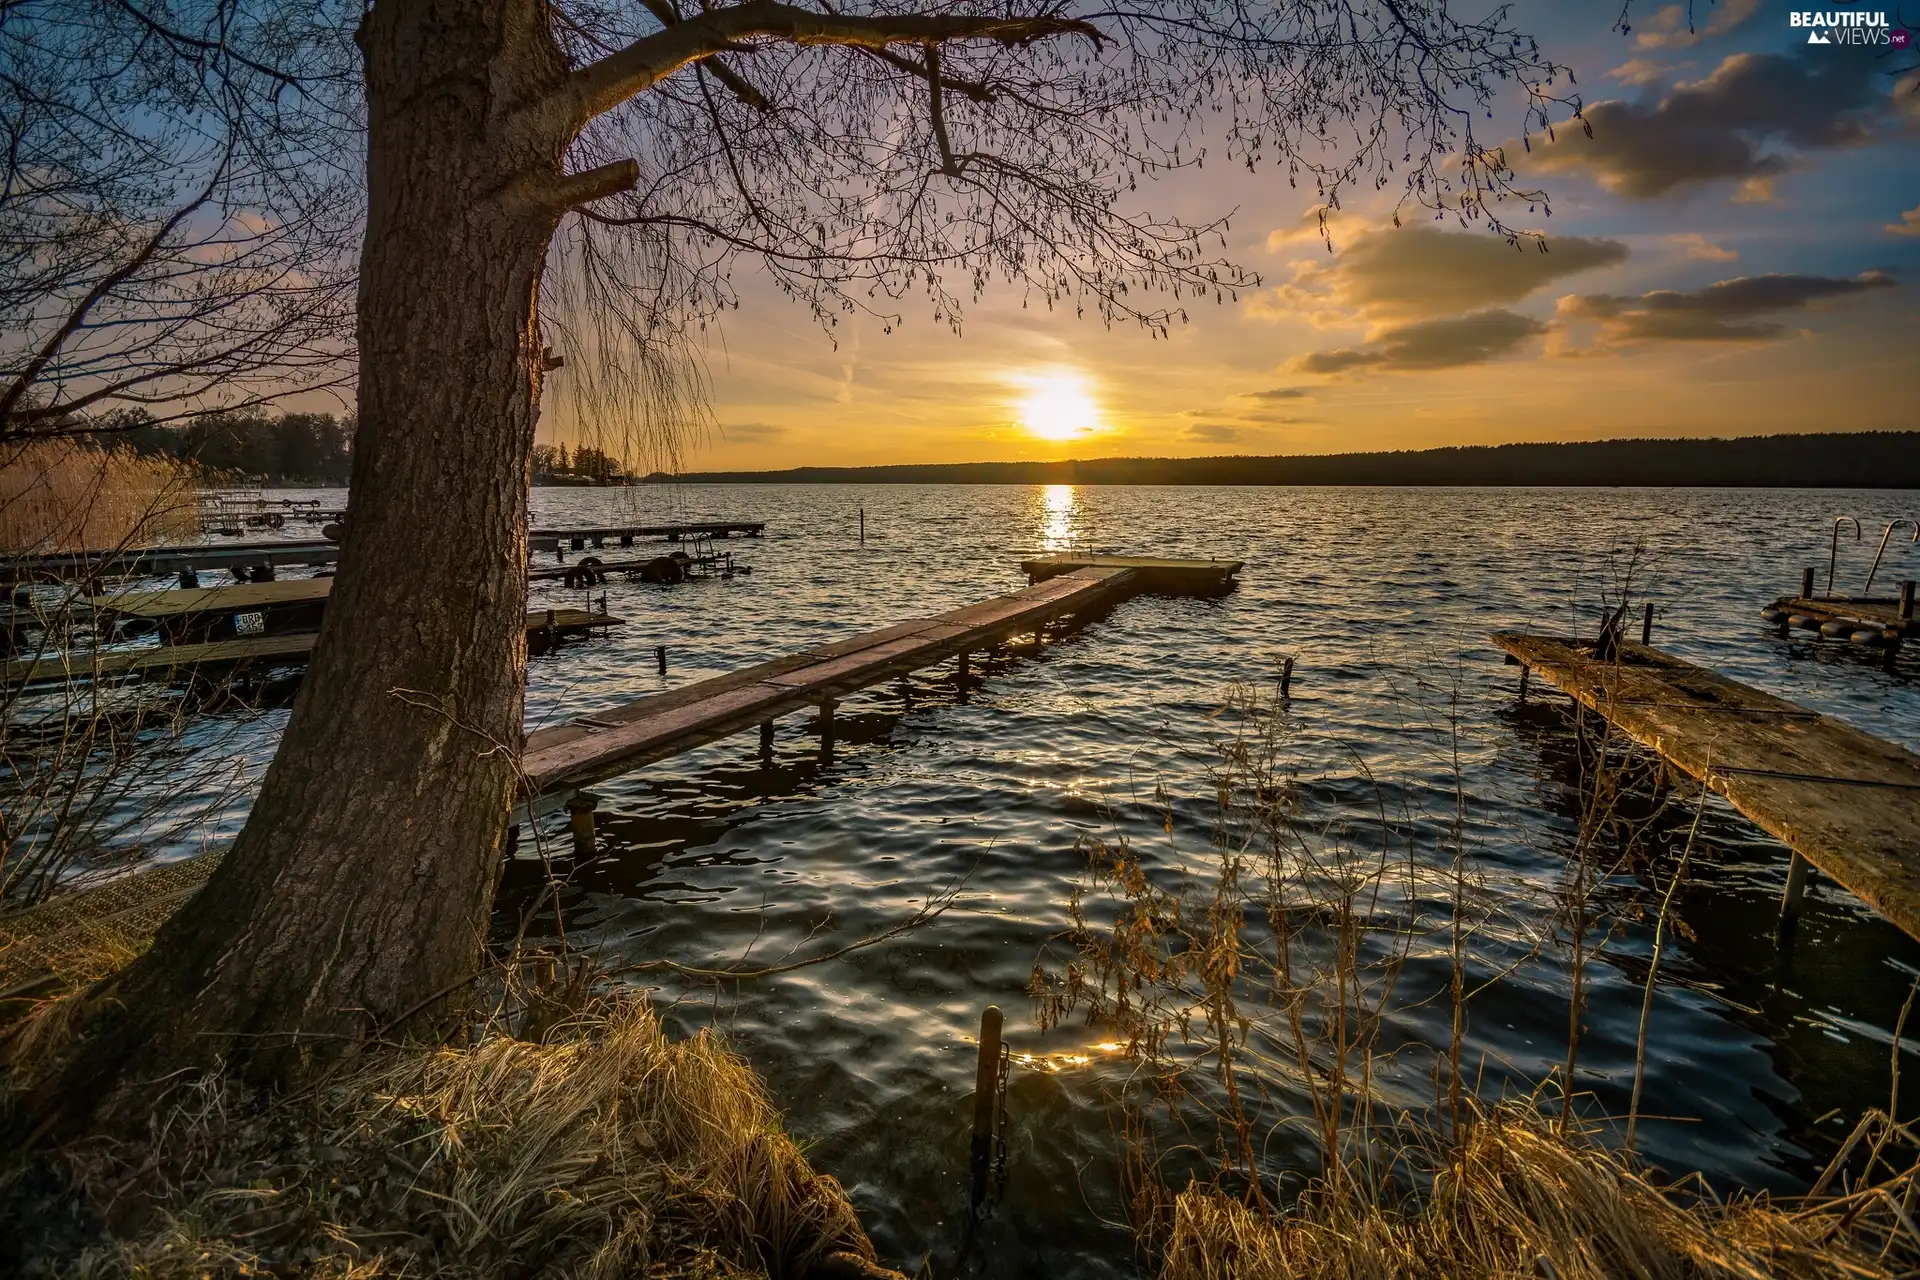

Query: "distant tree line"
<box><xmin>531</xmin><ymin>443</ymin><xmax>628</xmax><ymax>484</ymax></box>
<box><xmin>100</xmin><ymin>410</ymin><xmax>354</xmax><ymax>484</ymax></box>
<box><xmin>648</xmin><ymin>432</ymin><xmax>1920</xmax><ymax>489</ymax></box>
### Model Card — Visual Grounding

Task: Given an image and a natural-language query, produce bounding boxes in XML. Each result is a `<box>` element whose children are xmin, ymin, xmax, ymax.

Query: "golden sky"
<box><xmin>550</xmin><ymin>3</ymin><xmax>1920</xmax><ymax>472</ymax></box>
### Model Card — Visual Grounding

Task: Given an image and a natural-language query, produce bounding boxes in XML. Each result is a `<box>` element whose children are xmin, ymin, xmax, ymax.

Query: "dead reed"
<box><xmin>4</xmin><ymin>967</ymin><xmax>901</xmax><ymax>1279</ymax></box>
<box><xmin>1032</xmin><ymin>664</ymin><xmax>1920</xmax><ymax>1279</ymax></box>
<box><xmin>0</xmin><ymin>440</ymin><xmax>199</xmax><ymax>556</ymax></box>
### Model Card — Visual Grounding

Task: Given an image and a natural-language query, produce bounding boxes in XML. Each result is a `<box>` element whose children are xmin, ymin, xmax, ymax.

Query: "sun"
<box><xmin>1015</xmin><ymin>371</ymin><xmax>1103</xmax><ymax>442</ymax></box>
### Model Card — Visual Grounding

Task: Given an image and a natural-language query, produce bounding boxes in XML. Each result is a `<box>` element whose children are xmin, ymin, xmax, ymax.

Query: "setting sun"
<box><xmin>1014</xmin><ymin>371</ymin><xmax>1103</xmax><ymax>442</ymax></box>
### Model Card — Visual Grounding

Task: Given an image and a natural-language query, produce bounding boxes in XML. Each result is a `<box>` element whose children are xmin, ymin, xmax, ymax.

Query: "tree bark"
<box><xmin>16</xmin><ymin>0</ymin><xmax>582</xmax><ymax>1130</ymax></box>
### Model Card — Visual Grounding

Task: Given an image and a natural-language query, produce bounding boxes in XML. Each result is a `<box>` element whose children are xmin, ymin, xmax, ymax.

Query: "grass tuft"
<box><xmin>7</xmin><ymin>986</ymin><xmax>898</xmax><ymax>1279</ymax></box>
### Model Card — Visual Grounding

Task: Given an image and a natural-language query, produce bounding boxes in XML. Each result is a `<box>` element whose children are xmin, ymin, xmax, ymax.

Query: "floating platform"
<box><xmin>1020</xmin><ymin>554</ymin><xmax>1242</xmax><ymax>595</ymax></box>
<box><xmin>3</xmin><ymin>609</ymin><xmax>621</xmax><ymax>689</ymax></box>
<box><xmin>3</xmin><ymin>539</ymin><xmax>340</xmax><ymax>585</ymax></box>
<box><xmin>1761</xmin><ymin>592</ymin><xmax>1913</xmax><ymax>655</ymax></box>
<box><xmin>1493</xmin><ymin>632</ymin><xmax>1920</xmax><ymax>941</ymax></box>
<box><xmin>530</xmin><ymin>521</ymin><xmax>764</xmax><ymax>554</ymax></box>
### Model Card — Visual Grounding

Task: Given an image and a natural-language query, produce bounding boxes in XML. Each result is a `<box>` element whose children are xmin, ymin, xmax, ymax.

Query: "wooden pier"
<box><xmin>1494</xmin><ymin>632</ymin><xmax>1920</xmax><ymax>940</ymax></box>
<box><xmin>530</xmin><ymin>521</ymin><xmax>764</xmax><ymax>554</ymax></box>
<box><xmin>3</xmin><ymin>539</ymin><xmax>340</xmax><ymax>586</ymax></box>
<box><xmin>3</xmin><ymin>608</ymin><xmax>620</xmax><ymax>689</ymax></box>
<box><xmin>1021</xmin><ymin>554</ymin><xmax>1243</xmax><ymax>595</ymax></box>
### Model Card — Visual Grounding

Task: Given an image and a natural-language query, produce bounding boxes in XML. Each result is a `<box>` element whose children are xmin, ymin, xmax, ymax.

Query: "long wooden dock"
<box><xmin>1493</xmin><ymin>632</ymin><xmax>1920</xmax><ymax>939</ymax></box>
<box><xmin>4</xmin><ymin>539</ymin><xmax>341</xmax><ymax>585</ymax></box>
<box><xmin>3</xmin><ymin>609</ymin><xmax>621</xmax><ymax>689</ymax></box>
<box><xmin>530</xmin><ymin>521</ymin><xmax>764</xmax><ymax>554</ymax></box>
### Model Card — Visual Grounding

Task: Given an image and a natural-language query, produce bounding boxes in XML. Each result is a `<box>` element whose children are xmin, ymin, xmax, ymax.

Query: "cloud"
<box><xmin>1183</xmin><ymin>424</ymin><xmax>1243</xmax><ymax>442</ymax></box>
<box><xmin>1670</xmin><ymin>233</ymin><xmax>1738</xmax><ymax>261</ymax></box>
<box><xmin>1608</xmin><ymin>58</ymin><xmax>1674</xmax><ymax>86</ymax></box>
<box><xmin>1240</xmin><ymin>387</ymin><xmax>1311</xmax><ymax>401</ymax></box>
<box><xmin>1631</xmin><ymin>0</ymin><xmax>1761</xmax><ymax>48</ymax></box>
<box><xmin>1556</xmin><ymin>270</ymin><xmax>1897</xmax><ymax>343</ymax></box>
<box><xmin>1525</xmin><ymin>50</ymin><xmax>1889</xmax><ymax>199</ymax></box>
<box><xmin>1890</xmin><ymin>206</ymin><xmax>1920</xmax><ymax>237</ymax></box>
<box><xmin>1274</xmin><ymin>227</ymin><xmax>1627</xmax><ymax>323</ymax></box>
<box><xmin>720</xmin><ymin>422</ymin><xmax>787</xmax><ymax>443</ymax></box>
<box><xmin>1265</xmin><ymin>204</ymin><xmax>1337</xmax><ymax>250</ymax></box>
<box><xmin>1288</xmin><ymin>310</ymin><xmax>1547</xmax><ymax>375</ymax></box>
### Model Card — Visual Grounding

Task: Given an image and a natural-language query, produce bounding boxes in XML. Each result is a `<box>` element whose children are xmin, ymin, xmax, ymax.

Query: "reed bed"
<box><xmin>5</xmin><ymin>976</ymin><xmax>899</xmax><ymax>1279</ymax></box>
<box><xmin>0</xmin><ymin>440</ymin><xmax>199</xmax><ymax>556</ymax></box>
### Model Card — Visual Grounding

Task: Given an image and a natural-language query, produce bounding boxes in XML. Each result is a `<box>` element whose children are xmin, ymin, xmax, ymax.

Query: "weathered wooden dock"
<box><xmin>530</xmin><ymin>521</ymin><xmax>764</xmax><ymax>554</ymax></box>
<box><xmin>91</xmin><ymin>577</ymin><xmax>336</xmax><ymax>643</ymax></box>
<box><xmin>1021</xmin><ymin>554</ymin><xmax>1243</xmax><ymax>595</ymax></box>
<box><xmin>3</xmin><ymin>608</ymin><xmax>621</xmax><ymax>689</ymax></box>
<box><xmin>1494</xmin><ymin>632</ymin><xmax>1920</xmax><ymax>939</ymax></box>
<box><xmin>3</xmin><ymin>539</ymin><xmax>341</xmax><ymax>586</ymax></box>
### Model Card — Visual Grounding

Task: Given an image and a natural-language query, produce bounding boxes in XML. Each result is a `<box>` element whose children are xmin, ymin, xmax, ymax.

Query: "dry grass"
<box><xmin>0</xmin><ymin>440</ymin><xmax>199</xmax><ymax>555</ymax></box>
<box><xmin>1162</xmin><ymin>1104</ymin><xmax>1911</xmax><ymax>1280</ymax></box>
<box><xmin>5</xmin><ymin>981</ymin><xmax>898</xmax><ymax>1279</ymax></box>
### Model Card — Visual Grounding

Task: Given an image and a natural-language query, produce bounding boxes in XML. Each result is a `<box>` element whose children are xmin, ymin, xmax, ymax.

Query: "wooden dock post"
<box><xmin>1280</xmin><ymin>656</ymin><xmax>1295</xmax><ymax>700</ymax></box>
<box><xmin>544</xmin><ymin>608</ymin><xmax>556</xmax><ymax>651</ymax></box>
<box><xmin>1778</xmin><ymin>852</ymin><xmax>1813</xmax><ymax>937</ymax></box>
<box><xmin>1518</xmin><ymin>664</ymin><xmax>1530</xmax><ymax>702</ymax></box>
<box><xmin>859</xmin><ymin>507</ymin><xmax>865</xmax><ymax>545</ymax></box>
<box><xmin>1801</xmin><ymin>566</ymin><xmax>1816</xmax><ymax>599</ymax></box>
<box><xmin>1640</xmin><ymin>601</ymin><xmax>1654</xmax><ymax>646</ymax></box>
<box><xmin>654</xmin><ymin>644</ymin><xmax>666</xmax><ymax>675</ymax></box>
<box><xmin>1901</xmin><ymin>581</ymin><xmax>1915</xmax><ymax>622</ymax></box>
<box><xmin>970</xmin><ymin>1005</ymin><xmax>1004</xmax><ymax>1214</ymax></box>
<box><xmin>956</xmin><ymin>651</ymin><xmax>970</xmax><ymax>683</ymax></box>
<box><xmin>818</xmin><ymin>698</ymin><xmax>838</xmax><ymax>760</ymax></box>
<box><xmin>759</xmin><ymin>720</ymin><xmax>774</xmax><ymax>759</ymax></box>
<box><xmin>566</xmin><ymin>792</ymin><xmax>600</xmax><ymax>858</ymax></box>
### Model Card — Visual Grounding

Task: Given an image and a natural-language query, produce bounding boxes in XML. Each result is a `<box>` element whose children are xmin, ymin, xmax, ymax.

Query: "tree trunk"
<box><xmin>17</xmin><ymin>0</ymin><xmax>579</xmax><ymax>1130</ymax></box>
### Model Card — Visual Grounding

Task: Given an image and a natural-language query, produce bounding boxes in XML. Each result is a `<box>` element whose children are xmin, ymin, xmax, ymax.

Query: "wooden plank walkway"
<box><xmin>4</xmin><ymin>609</ymin><xmax>621</xmax><ymax>688</ymax></box>
<box><xmin>3</xmin><ymin>540</ymin><xmax>340</xmax><ymax>585</ymax></box>
<box><xmin>520</xmin><ymin>565</ymin><xmax>1137</xmax><ymax>798</ymax></box>
<box><xmin>91</xmin><ymin>577</ymin><xmax>335</xmax><ymax>621</ymax></box>
<box><xmin>530</xmin><ymin>521</ymin><xmax>764</xmax><ymax>553</ymax></box>
<box><xmin>1493</xmin><ymin>632</ymin><xmax>1920</xmax><ymax>940</ymax></box>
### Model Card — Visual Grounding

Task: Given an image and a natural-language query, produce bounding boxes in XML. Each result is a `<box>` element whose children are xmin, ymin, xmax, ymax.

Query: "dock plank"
<box><xmin>1493</xmin><ymin>632</ymin><xmax>1920</xmax><ymax>941</ymax></box>
<box><xmin>91</xmin><ymin>577</ymin><xmax>335</xmax><ymax>620</ymax></box>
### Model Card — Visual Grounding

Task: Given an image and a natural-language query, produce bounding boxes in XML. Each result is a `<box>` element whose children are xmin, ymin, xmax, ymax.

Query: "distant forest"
<box><xmin>107</xmin><ymin>410</ymin><xmax>352</xmax><ymax>484</ymax></box>
<box><xmin>648</xmin><ymin>431</ymin><xmax>1920</xmax><ymax>489</ymax></box>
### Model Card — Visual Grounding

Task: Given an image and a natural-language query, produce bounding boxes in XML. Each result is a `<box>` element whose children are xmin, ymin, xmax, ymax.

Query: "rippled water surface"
<box><xmin>104</xmin><ymin>485</ymin><xmax>1920</xmax><ymax>1274</ymax></box>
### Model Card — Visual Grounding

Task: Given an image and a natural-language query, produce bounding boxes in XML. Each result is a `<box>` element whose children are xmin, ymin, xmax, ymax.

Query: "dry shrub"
<box><xmin>14</xmin><ymin>989</ymin><xmax>895</xmax><ymax>1279</ymax></box>
<box><xmin>1161</xmin><ymin>1104</ymin><xmax>1905</xmax><ymax>1280</ymax></box>
<box><xmin>0</xmin><ymin>440</ymin><xmax>198</xmax><ymax>555</ymax></box>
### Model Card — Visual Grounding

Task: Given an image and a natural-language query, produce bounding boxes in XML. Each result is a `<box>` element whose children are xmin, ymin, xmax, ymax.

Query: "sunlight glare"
<box><xmin>1015</xmin><ymin>371</ymin><xmax>1103</xmax><ymax>442</ymax></box>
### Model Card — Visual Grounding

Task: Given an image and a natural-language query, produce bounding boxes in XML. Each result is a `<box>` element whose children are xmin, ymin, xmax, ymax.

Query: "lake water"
<box><xmin>61</xmin><ymin>484</ymin><xmax>1920</xmax><ymax>1275</ymax></box>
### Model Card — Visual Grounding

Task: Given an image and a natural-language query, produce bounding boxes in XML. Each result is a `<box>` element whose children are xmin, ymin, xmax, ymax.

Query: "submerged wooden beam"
<box><xmin>1492</xmin><ymin>631</ymin><xmax>1920</xmax><ymax>942</ymax></box>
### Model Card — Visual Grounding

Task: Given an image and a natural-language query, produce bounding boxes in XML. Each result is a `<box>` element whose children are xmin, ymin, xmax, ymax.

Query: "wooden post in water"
<box><xmin>1518</xmin><ymin>665</ymin><xmax>1530</xmax><ymax>703</ymax></box>
<box><xmin>759</xmin><ymin>720</ymin><xmax>774</xmax><ymax>759</ymax></box>
<box><xmin>1280</xmin><ymin>656</ymin><xmax>1295</xmax><ymax>700</ymax></box>
<box><xmin>956</xmin><ymin>651</ymin><xmax>970</xmax><ymax>683</ymax></box>
<box><xmin>654</xmin><ymin>644</ymin><xmax>667</xmax><ymax>675</ymax></box>
<box><xmin>818</xmin><ymin>698</ymin><xmax>838</xmax><ymax>761</ymax></box>
<box><xmin>1778</xmin><ymin>851</ymin><xmax>1813</xmax><ymax>939</ymax></box>
<box><xmin>859</xmin><ymin>507</ymin><xmax>865</xmax><ymax>545</ymax></box>
<box><xmin>1641</xmin><ymin>601</ymin><xmax>1654</xmax><ymax>646</ymax></box>
<box><xmin>970</xmin><ymin>1005</ymin><xmax>1003</xmax><ymax>1215</ymax></box>
<box><xmin>1801</xmin><ymin>566</ymin><xmax>1816</xmax><ymax>599</ymax></box>
<box><xmin>566</xmin><ymin>792</ymin><xmax>600</xmax><ymax>858</ymax></box>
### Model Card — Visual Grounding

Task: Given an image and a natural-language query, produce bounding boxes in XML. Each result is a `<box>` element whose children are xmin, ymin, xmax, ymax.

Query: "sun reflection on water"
<box><xmin>1038</xmin><ymin>483</ymin><xmax>1078</xmax><ymax>551</ymax></box>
